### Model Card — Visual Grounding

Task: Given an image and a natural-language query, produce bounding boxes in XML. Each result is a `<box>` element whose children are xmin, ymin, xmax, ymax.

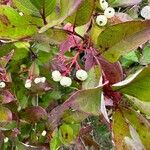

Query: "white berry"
<box><xmin>96</xmin><ymin>15</ymin><xmax>108</xmax><ymax>26</ymax></box>
<box><xmin>141</xmin><ymin>6</ymin><xmax>150</xmax><ymax>20</ymax></box>
<box><xmin>25</xmin><ymin>79</ymin><xmax>32</xmax><ymax>89</ymax></box>
<box><xmin>76</xmin><ymin>69</ymin><xmax>88</xmax><ymax>81</ymax></box>
<box><xmin>100</xmin><ymin>0</ymin><xmax>108</xmax><ymax>10</ymax></box>
<box><xmin>34</xmin><ymin>77</ymin><xmax>41</xmax><ymax>84</ymax></box>
<box><xmin>40</xmin><ymin>77</ymin><xmax>46</xmax><ymax>83</ymax></box>
<box><xmin>0</xmin><ymin>82</ymin><xmax>6</xmax><ymax>88</ymax></box>
<box><xmin>25</xmin><ymin>82</ymin><xmax>31</xmax><ymax>89</ymax></box>
<box><xmin>60</xmin><ymin>77</ymin><xmax>72</xmax><ymax>87</ymax></box>
<box><xmin>41</xmin><ymin>130</ymin><xmax>47</xmax><ymax>136</ymax></box>
<box><xmin>104</xmin><ymin>7</ymin><xmax>115</xmax><ymax>18</ymax></box>
<box><xmin>4</xmin><ymin>137</ymin><xmax>9</xmax><ymax>143</ymax></box>
<box><xmin>52</xmin><ymin>70</ymin><xmax>62</xmax><ymax>82</ymax></box>
<box><xmin>26</xmin><ymin>79</ymin><xmax>32</xmax><ymax>83</ymax></box>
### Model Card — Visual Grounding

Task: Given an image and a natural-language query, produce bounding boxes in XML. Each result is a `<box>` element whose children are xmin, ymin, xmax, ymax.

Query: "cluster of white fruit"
<box><xmin>0</xmin><ymin>81</ymin><xmax>6</xmax><ymax>89</ymax></box>
<box><xmin>52</xmin><ymin>69</ymin><xmax>88</xmax><ymax>87</ymax></box>
<box><xmin>140</xmin><ymin>5</ymin><xmax>150</xmax><ymax>20</ymax></box>
<box><xmin>25</xmin><ymin>77</ymin><xmax>46</xmax><ymax>89</ymax></box>
<box><xmin>96</xmin><ymin>0</ymin><xmax>115</xmax><ymax>26</ymax></box>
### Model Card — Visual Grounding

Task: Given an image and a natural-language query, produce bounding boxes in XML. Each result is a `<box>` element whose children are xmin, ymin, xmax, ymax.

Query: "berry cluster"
<box><xmin>25</xmin><ymin>77</ymin><xmax>46</xmax><ymax>89</ymax></box>
<box><xmin>52</xmin><ymin>69</ymin><xmax>88</xmax><ymax>87</ymax></box>
<box><xmin>96</xmin><ymin>0</ymin><xmax>115</xmax><ymax>26</ymax></box>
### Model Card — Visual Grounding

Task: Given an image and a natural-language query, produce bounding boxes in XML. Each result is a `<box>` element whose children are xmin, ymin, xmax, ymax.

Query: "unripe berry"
<box><xmin>0</xmin><ymin>82</ymin><xmax>6</xmax><ymax>88</ymax></box>
<box><xmin>34</xmin><ymin>77</ymin><xmax>41</xmax><ymax>84</ymax></box>
<box><xmin>52</xmin><ymin>70</ymin><xmax>62</xmax><ymax>82</ymax></box>
<box><xmin>104</xmin><ymin>7</ymin><xmax>115</xmax><ymax>18</ymax></box>
<box><xmin>141</xmin><ymin>6</ymin><xmax>150</xmax><ymax>20</ymax></box>
<box><xmin>60</xmin><ymin>77</ymin><xmax>72</xmax><ymax>87</ymax></box>
<box><xmin>100</xmin><ymin>0</ymin><xmax>108</xmax><ymax>10</ymax></box>
<box><xmin>76</xmin><ymin>69</ymin><xmax>88</xmax><ymax>81</ymax></box>
<box><xmin>96</xmin><ymin>15</ymin><xmax>108</xmax><ymax>26</ymax></box>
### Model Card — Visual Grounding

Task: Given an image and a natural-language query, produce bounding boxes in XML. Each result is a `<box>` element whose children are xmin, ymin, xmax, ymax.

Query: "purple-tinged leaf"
<box><xmin>65</xmin><ymin>87</ymin><xmax>101</xmax><ymax>115</ymax></box>
<box><xmin>47</xmin><ymin>87</ymin><xmax>102</xmax><ymax>130</ymax></box>
<box><xmin>51</xmin><ymin>54</ymin><xmax>67</xmax><ymax>72</ymax></box>
<box><xmin>59</xmin><ymin>24</ymin><xmax>80</xmax><ymax>54</ymax></box>
<box><xmin>22</xmin><ymin>106</ymin><xmax>47</xmax><ymax>123</ymax></box>
<box><xmin>101</xmin><ymin>93</ymin><xmax>110</xmax><ymax>123</ymax></box>
<box><xmin>98</xmin><ymin>56</ymin><xmax>123</xmax><ymax>84</ymax></box>
<box><xmin>28</xmin><ymin>62</ymin><xmax>39</xmax><ymax>79</ymax></box>
<box><xmin>0</xmin><ymin>106</ymin><xmax>12</xmax><ymax>122</ymax></box>
<box><xmin>0</xmin><ymin>90</ymin><xmax>15</xmax><ymax>104</ymax></box>
<box><xmin>84</xmin><ymin>50</ymin><xmax>96</xmax><ymax>71</ymax></box>
<box><xmin>0</xmin><ymin>50</ymin><xmax>13</xmax><ymax>68</ymax></box>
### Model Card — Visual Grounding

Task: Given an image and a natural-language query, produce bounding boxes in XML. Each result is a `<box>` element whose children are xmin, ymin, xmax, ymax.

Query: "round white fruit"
<box><xmin>25</xmin><ymin>79</ymin><xmax>32</xmax><ymax>89</ymax></box>
<box><xmin>60</xmin><ymin>77</ymin><xmax>72</xmax><ymax>87</ymax></box>
<box><xmin>4</xmin><ymin>137</ymin><xmax>9</xmax><ymax>143</ymax></box>
<box><xmin>76</xmin><ymin>69</ymin><xmax>88</xmax><ymax>81</ymax></box>
<box><xmin>40</xmin><ymin>77</ymin><xmax>46</xmax><ymax>83</ymax></box>
<box><xmin>25</xmin><ymin>79</ymin><xmax>32</xmax><ymax>83</ymax></box>
<box><xmin>141</xmin><ymin>6</ymin><xmax>150</xmax><ymax>19</ymax></box>
<box><xmin>25</xmin><ymin>82</ymin><xmax>32</xmax><ymax>89</ymax></box>
<box><xmin>52</xmin><ymin>70</ymin><xmax>62</xmax><ymax>82</ymax></box>
<box><xmin>96</xmin><ymin>15</ymin><xmax>108</xmax><ymax>26</ymax></box>
<box><xmin>104</xmin><ymin>7</ymin><xmax>115</xmax><ymax>18</ymax></box>
<box><xmin>0</xmin><ymin>82</ymin><xmax>6</xmax><ymax>88</ymax></box>
<box><xmin>41</xmin><ymin>130</ymin><xmax>47</xmax><ymax>136</ymax></box>
<box><xmin>34</xmin><ymin>78</ymin><xmax>41</xmax><ymax>84</ymax></box>
<box><xmin>100</xmin><ymin>0</ymin><xmax>108</xmax><ymax>10</ymax></box>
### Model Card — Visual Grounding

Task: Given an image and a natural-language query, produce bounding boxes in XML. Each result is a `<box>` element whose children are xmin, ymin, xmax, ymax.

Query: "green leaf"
<box><xmin>73</xmin><ymin>0</ymin><xmax>95</xmax><ymax>26</ymax></box>
<box><xmin>97</xmin><ymin>20</ymin><xmax>150</xmax><ymax>63</ymax></box>
<box><xmin>13</xmin><ymin>0</ymin><xmax>56</xmax><ymax>17</ymax></box>
<box><xmin>140</xmin><ymin>44</ymin><xmax>150</xmax><ymax>65</ymax></box>
<box><xmin>39</xmin><ymin>0</ymin><xmax>82</xmax><ymax>33</ymax></box>
<box><xmin>125</xmin><ymin>95</ymin><xmax>150</xmax><ymax>116</ymax></box>
<box><xmin>82</xmin><ymin>65</ymin><xmax>101</xmax><ymax>89</ymax></box>
<box><xmin>50</xmin><ymin>129</ymin><xmax>61</xmax><ymax>150</ymax></box>
<box><xmin>67</xmin><ymin>87</ymin><xmax>102</xmax><ymax>115</ymax></box>
<box><xmin>120</xmin><ymin>51</ymin><xmax>140</xmax><ymax>68</ymax></box>
<box><xmin>59</xmin><ymin>123</ymin><xmax>74</xmax><ymax>144</ymax></box>
<box><xmin>112</xmin><ymin>109</ymin><xmax>130</xmax><ymax>150</ymax></box>
<box><xmin>0</xmin><ymin>106</ymin><xmax>12</xmax><ymax>122</ymax></box>
<box><xmin>108</xmin><ymin>0</ymin><xmax>142</xmax><ymax>7</ymax></box>
<box><xmin>0</xmin><ymin>5</ymin><xmax>37</xmax><ymax>40</ymax></box>
<box><xmin>12</xmin><ymin>42</ymin><xmax>29</xmax><ymax>60</ymax></box>
<box><xmin>123</xmin><ymin>108</ymin><xmax>150</xmax><ymax>150</ymax></box>
<box><xmin>0</xmin><ymin>121</ymin><xmax>17</xmax><ymax>131</ymax></box>
<box><xmin>90</xmin><ymin>24</ymin><xmax>104</xmax><ymax>46</ymax></box>
<box><xmin>112</xmin><ymin>66</ymin><xmax>150</xmax><ymax>102</ymax></box>
<box><xmin>34</xmin><ymin>28</ymin><xmax>68</xmax><ymax>45</ymax></box>
<box><xmin>16</xmin><ymin>141</ymin><xmax>40</xmax><ymax>150</ymax></box>
<box><xmin>63</xmin><ymin>110</ymin><xmax>88</xmax><ymax>124</ymax></box>
<box><xmin>113</xmin><ymin>108</ymin><xmax>150</xmax><ymax>150</ymax></box>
